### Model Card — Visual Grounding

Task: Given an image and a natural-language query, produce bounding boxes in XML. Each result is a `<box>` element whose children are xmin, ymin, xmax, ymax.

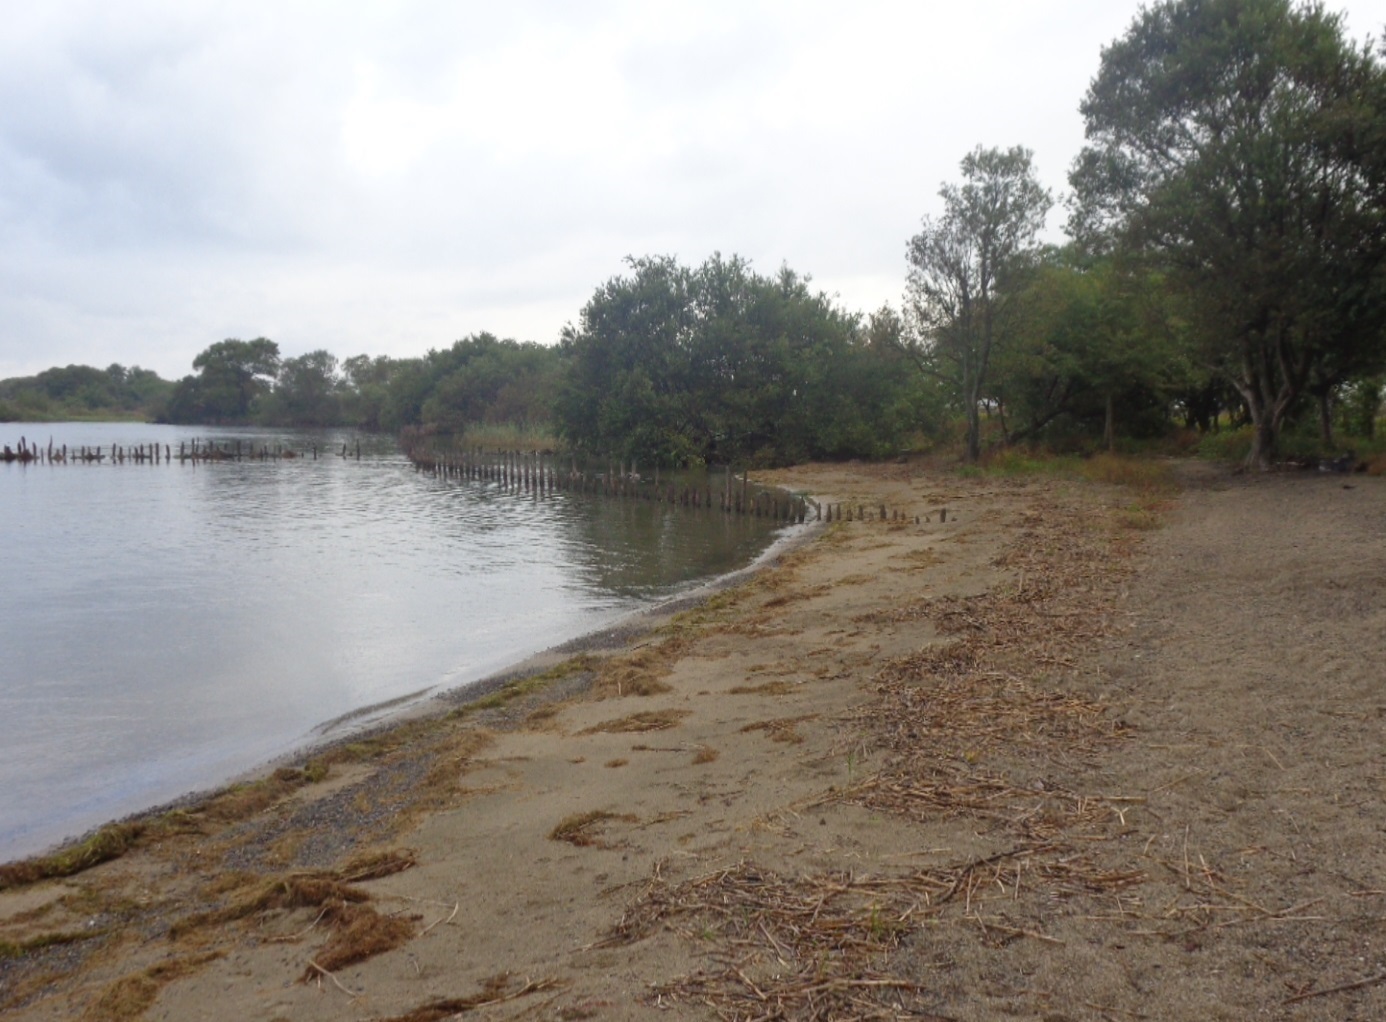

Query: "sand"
<box><xmin>2</xmin><ymin>458</ymin><xmax>1383</xmax><ymax>1021</ymax></box>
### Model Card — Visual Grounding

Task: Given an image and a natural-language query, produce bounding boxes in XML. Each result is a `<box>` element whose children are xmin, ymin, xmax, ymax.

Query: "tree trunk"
<box><xmin>965</xmin><ymin>401</ymin><xmax>982</xmax><ymax>463</ymax></box>
<box><xmin>963</xmin><ymin>356</ymin><xmax>984</xmax><ymax>463</ymax></box>
<box><xmin>1104</xmin><ymin>392</ymin><xmax>1115</xmax><ymax>452</ymax></box>
<box><xmin>1246</xmin><ymin>416</ymin><xmax>1277</xmax><ymax>471</ymax></box>
<box><xmin>1317</xmin><ymin>388</ymin><xmax>1334</xmax><ymax>449</ymax></box>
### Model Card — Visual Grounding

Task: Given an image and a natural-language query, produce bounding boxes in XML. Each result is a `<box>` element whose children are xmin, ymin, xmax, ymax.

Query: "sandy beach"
<box><xmin>3</xmin><ymin>458</ymin><xmax>1384</xmax><ymax>1021</ymax></box>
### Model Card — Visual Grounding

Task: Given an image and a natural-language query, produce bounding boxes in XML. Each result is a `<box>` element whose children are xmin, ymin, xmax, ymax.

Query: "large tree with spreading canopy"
<box><xmin>1069</xmin><ymin>0</ymin><xmax>1386</xmax><ymax>469</ymax></box>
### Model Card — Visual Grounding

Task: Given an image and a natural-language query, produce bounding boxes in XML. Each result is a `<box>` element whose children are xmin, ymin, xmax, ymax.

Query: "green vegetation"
<box><xmin>6</xmin><ymin>1</ymin><xmax>1383</xmax><ymax>467</ymax></box>
<box><xmin>902</xmin><ymin>146</ymin><xmax>1052</xmax><ymax>463</ymax></box>
<box><xmin>894</xmin><ymin>0</ymin><xmax>1386</xmax><ymax>468</ymax></box>
<box><xmin>157</xmin><ymin>332</ymin><xmax>564</xmax><ymax>437</ymax></box>
<box><xmin>0</xmin><ymin>364</ymin><xmax>172</xmax><ymax>422</ymax></box>
<box><xmin>1068</xmin><ymin>0</ymin><xmax>1386</xmax><ymax>468</ymax></box>
<box><xmin>556</xmin><ymin>254</ymin><xmax>918</xmax><ymax>467</ymax></box>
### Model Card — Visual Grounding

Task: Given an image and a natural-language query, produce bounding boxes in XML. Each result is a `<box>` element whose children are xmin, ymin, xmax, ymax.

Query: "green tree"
<box><xmin>165</xmin><ymin>338</ymin><xmax>281</xmax><ymax>424</ymax></box>
<box><xmin>417</xmin><ymin>334</ymin><xmax>562</xmax><ymax>433</ymax></box>
<box><xmin>1069</xmin><ymin>0</ymin><xmax>1386</xmax><ymax>468</ymax></box>
<box><xmin>994</xmin><ymin>253</ymin><xmax>1186</xmax><ymax>449</ymax></box>
<box><xmin>903</xmin><ymin>146</ymin><xmax>1052</xmax><ymax>462</ymax></box>
<box><xmin>558</xmin><ymin>255</ymin><xmax>911</xmax><ymax>466</ymax></box>
<box><xmin>265</xmin><ymin>350</ymin><xmax>343</xmax><ymax>426</ymax></box>
<box><xmin>558</xmin><ymin>256</ymin><xmax>698</xmax><ymax>464</ymax></box>
<box><xmin>341</xmin><ymin>354</ymin><xmax>406</xmax><ymax>430</ymax></box>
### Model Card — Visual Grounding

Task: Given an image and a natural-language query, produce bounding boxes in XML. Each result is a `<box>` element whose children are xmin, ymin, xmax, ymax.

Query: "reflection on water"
<box><xmin>0</xmin><ymin>423</ymin><xmax>787</xmax><ymax>861</ymax></box>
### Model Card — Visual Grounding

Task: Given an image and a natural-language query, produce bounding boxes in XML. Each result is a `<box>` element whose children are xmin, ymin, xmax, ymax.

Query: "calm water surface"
<box><xmin>0</xmin><ymin>423</ymin><xmax>790</xmax><ymax>861</ymax></box>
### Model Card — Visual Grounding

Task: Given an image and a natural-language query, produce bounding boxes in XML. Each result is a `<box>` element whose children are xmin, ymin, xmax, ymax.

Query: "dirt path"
<box><xmin>1</xmin><ymin>461</ymin><xmax>1382</xmax><ymax>1021</ymax></box>
<box><xmin>1068</xmin><ymin>467</ymin><xmax>1386</xmax><ymax>1019</ymax></box>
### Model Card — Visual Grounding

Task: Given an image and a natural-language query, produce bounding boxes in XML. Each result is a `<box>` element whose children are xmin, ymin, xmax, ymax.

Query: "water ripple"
<box><xmin>0</xmin><ymin>423</ymin><xmax>785</xmax><ymax>860</ymax></box>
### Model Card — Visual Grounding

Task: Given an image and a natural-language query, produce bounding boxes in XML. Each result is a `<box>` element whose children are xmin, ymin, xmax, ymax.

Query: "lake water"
<box><xmin>0</xmin><ymin>423</ymin><xmax>790</xmax><ymax>862</ymax></box>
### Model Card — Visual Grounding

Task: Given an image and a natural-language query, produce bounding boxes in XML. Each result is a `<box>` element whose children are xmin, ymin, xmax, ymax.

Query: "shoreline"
<box><xmin>1</xmin><ymin>512</ymin><xmax>823</xmax><ymax>871</ymax></box>
<box><xmin>19</xmin><ymin>461</ymin><xmax>1380</xmax><ymax>1020</ymax></box>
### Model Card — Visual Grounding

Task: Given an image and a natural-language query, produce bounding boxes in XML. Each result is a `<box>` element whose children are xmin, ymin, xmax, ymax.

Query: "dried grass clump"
<box><xmin>416</xmin><ymin>730</ymin><xmax>496</xmax><ymax>806</ymax></box>
<box><xmin>1116</xmin><ymin>502</ymin><xmax>1164</xmax><ymax>530</ymax></box>
<box><xmin>376</xmin><ymin>975</ymin><xmax>565</xmax><ymax>1022</ymax></box>
<box><xmin>451</xmin><ymin>658</ymin><xmax>593</xmax><ymax>720</ymax></box>
<box><xmin>0</xmin><ymin>821</ymin><xmax>147</xmax><ymax>891</ymax></box>
<box><xmin>167</xmin><ymin>851</ymin><xmax>419</xmax><ymax>983</ymax></box>
<box><xmin>187</xmin><ymin>876</ymin><xmax>366</xmax><ymax>933</ymax></box>
<box><xmin>549</xmin><ymin>811</ymin><xmax>635</xmax><ymax>848</ymax></box>
<box><xmin>578</xmin><ymin>710</ymin><xmax>689</xmax><ymax>735</ymax></box>
<box><xmin>171</xmin><ymin>849</ymin><xmax>416</xmax><ymax>940</ymax></box>
<box><xmin>525</xmin><ymin>703</ymin><xmax>564</xmax><ymax>727</ymax></box>
<box><xmin>1078</xmin><ymin>453</ymin><xmax>1178</xmax><ymax>493</ymax></box>
<box><xmin>79</xmin><ymin>954</ymin><xmax>219</xmax><ymax>1022</ymax></box>
<box><xmin>302</xmin><ymin>904</ymin><xmax>415</xmax><ymax>978</ymax></box>
<box><xmin>199</xmin><ymin>761</ymin><xmax>337</xmax><ymax>823</ymax></box>
<box><xmin>740</xmin><ymin>715</ymin><xmax>818</xmax><ymax>745</ymax></box>
<box><xmin>0</xmin><ymin>929</ymin><xmax>100</xmax><ymax>960</ymax></box>
<box><xmin>728</xmin><ymin>680</ymin><xmax>795</xmax><ymax>696</ymax></box>
<box><xmin>590</xmin><ymin>639</ymin><xmax>685</xmax><ymax>699</ymax></box>
<box><xmin>337</xmin><ymin>847</ymin><xmax>419</xmax><ymax>883</ymax></box>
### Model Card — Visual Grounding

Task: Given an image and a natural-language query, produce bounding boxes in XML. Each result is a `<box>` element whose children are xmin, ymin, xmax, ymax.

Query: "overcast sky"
<box><xmin>1</xmin><ymin>1</ymin><xmax>1381</xmax><ymax>381</ymax></box>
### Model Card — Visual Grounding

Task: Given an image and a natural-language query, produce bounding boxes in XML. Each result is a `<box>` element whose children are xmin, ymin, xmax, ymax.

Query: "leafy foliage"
<box><xmin>0</xmin><ymin>364</ymin><xmax>172</xmax><ymax>421</ymax></box>
<box><xmin>557</xmin><ymin>254</ymin><xmax>916</xmax><ymax>466</ymax></box>
<box><xmin>164</xmin><ymin>338</ymin><xmax>282</xmax><ymax>424</ymax></box>
<box><xmin>903</xmin><ymin>146</ymin><xmax>1052</xmax><ymax>462</ymax></box>
<box><xmin>1069</xmin><ymin>0</ymin><xmax>1386</xmax><ymax>467</ymax></box>
<box><xmin>157</xmin><ymin>334</ymin><xmax>562</xmax><ymax>433</ymax></box>
<box><xmin>991</xmin><ymin>251</ymin><xmax>1186</xmax><ymax>448</ymax></box>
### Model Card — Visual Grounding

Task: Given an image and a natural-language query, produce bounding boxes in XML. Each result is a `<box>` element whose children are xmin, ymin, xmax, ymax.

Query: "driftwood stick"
<box><xmin>420</xmin><ymin>901</ymin><xmax>461</xmax><ymax>937</ymax></box>
<box><xmin>305</xmin><ymin>959</ymin><xmax>361</xmax><ymax>997</ymax></box>
<box><xmin>1283</xmin><ymin>969</ymin><xmax>1386</xmax><ymax>1004</ymax></box>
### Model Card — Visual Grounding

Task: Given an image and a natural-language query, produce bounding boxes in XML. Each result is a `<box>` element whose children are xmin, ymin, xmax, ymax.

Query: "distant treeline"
<box><xmin>147</xmin><ymin>253</ymin><xmax>925</xmax><ymax>467</ymax></box>
<box><xmin>4</xmin><ymin>245</ymin><xmax>1381</xmax><ymax>468</ymax></box>
<box><xmin>1</xmin><ymin>255</ymin><xmax>926</xmax><ymax>467</ymax></box>
<box><xmin>0</xmin><ymin>364</ymin><xmax>174</xmax><ymax>423</ymax></box>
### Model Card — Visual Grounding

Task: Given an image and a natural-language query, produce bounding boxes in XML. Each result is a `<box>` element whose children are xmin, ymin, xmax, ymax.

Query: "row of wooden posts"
<box><xmin>400</xmin><ymin>438</ymin><xmax>812</xmax><ymax>524</ymax></box>
<box><xmin>1</xmin><ymin>435</ymin><xmax>364</xmax><ymax>465</ymax></box>
<box><xmin>4</xmin><ymin>433</ymin><xmax>942</xmax><ymax>525</ymax></box>
<box><xmin>397</xmin><ymin>437</ymin><xmax>944</xmax><ymax>525</ymax></box>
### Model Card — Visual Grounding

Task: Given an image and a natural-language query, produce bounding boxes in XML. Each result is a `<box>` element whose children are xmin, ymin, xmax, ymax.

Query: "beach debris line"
<box><xmin>585</xmin><ymin>494</ymin><xmax>1157</xmax><ymax>1020</ymax></box>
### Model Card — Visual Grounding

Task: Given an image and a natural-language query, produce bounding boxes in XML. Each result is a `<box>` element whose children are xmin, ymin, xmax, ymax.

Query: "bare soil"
<box><xmin>1</xmin><ymin>459</ymin><xmax>1382</xmax><ymax>1021</ymax></box>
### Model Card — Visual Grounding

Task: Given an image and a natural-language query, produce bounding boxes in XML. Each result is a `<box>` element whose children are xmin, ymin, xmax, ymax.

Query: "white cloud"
<box><xmin>1</xmin><ymin>0</ymin><xmax>1381</xmax><ymax>380</ymax></box>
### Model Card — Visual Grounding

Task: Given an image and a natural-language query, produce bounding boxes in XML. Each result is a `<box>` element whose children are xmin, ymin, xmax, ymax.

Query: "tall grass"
<box><xmin>957</xmin><ymin>448</ymin><xmax>1177</xmax><ymax>494</ymax></box>
<box><xmin>1075</xmin><ymin>452</ymin><xmax>1178</xmax><ymax>493</ymax></box>
<box><xmin>455</xmin><ymin>422</ymin><xmax>560</xmax><ymax>452</ymax></box>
